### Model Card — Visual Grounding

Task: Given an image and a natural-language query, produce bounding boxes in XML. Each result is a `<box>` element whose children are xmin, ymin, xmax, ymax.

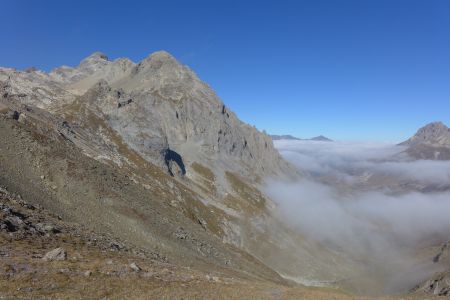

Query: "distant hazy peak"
<box><xmin>270</xmin><ymin>134</ymin><xmax>333</xmax><ymax>141</ymax></box>
<box><xmin>310</xmin><ymin>135</ymin><xmax>333</xmax><ymax>142</ymax></box>
<box><xmin>270</xmin><ymin>134</ymin><xmax>301</xmax><ymax>141</ymax></box>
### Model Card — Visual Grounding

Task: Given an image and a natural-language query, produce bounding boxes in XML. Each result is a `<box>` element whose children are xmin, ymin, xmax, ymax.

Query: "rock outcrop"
<box><xmin>400</xmin><ymin>122</ymin><xmax>450</xmax><ymax>147</ymax></box>
<box><xmin>399</xmin><ymin>122</ymin><xmax>450</xmax><ymax>160</ymax></box>
<box><xmin>413</xmin><ymin>272</ymin><xmax>450</xmax><ymax>296</ymax></box>
<box><xmin>1</xmin><ymin>51</ymin><xmax>291</xmax><ymax>181</ymax></box>
<box><xmin>42</xmin><ymin>247</ymin><xmax>67</xmax><ymax>261</ymax></box>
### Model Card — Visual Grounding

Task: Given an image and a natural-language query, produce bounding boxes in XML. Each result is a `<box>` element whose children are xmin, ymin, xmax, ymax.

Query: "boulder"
<box><xmin>129</xmin><ymin>262</ymin><xmax>141</xmax><ymax>272</ymax></box>
<box><xmin>42</xmin><ymin>247</ymin><xmax>67</xmax><ymax>261</ymax></box>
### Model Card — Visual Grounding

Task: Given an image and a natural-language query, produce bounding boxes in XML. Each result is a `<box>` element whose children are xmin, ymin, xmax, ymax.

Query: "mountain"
<box><xmin>270</xmin><ymin>134</ymin><xmax>301</xmax><ymax>140</ymax></box>
<box><xmin>1</xmin><ymin>51</ymin><xmax>291</xmax><ymax>179</ymax></box>
<box><xmin>0</xmin><ymin>51</ymin><xmax>363</xmax><ymax>297</ymax></box>
<box><xmin>270</xmin><ymin>134</ymin><xmax>333</xmax><ymax>141</ymax></box>
<box><xmin>1</xmin><ymin>51</ymin><xmax>443</xmax><ymax>298</ymax></box>
<box><xmin>310</xmin><ymin>135</ymin><xmax>333</xmax><ymax>142</ymax></box>
<box><xmin>399</xmin><ymin>122</ymin><xmax>450</xmax><ymax>160</ymax></box>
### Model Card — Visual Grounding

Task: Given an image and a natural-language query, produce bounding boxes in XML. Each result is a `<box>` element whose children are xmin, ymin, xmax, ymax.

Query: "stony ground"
<box><xmin>0</xmin><ymin>186</ymin><xmax>374</xmax><ymax>300</ymax></box>
<box><xmin>0</xmin><ymin>187</ymin><xmax>444</xmax><ymax>299</ymax></box>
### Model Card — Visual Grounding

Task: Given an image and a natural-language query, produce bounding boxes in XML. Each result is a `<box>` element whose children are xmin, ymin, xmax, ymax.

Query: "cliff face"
<box><xmin>1</xmin><ymin>51</ymin><xmax>290</xmax><ymax>181</ymax></box>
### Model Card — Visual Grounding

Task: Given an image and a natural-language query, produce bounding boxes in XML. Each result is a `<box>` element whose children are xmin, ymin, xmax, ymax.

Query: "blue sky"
<box><xmin>1</xmin><ymin>0</ymin><xmax>449</xmax><ymax>141</ymax></box>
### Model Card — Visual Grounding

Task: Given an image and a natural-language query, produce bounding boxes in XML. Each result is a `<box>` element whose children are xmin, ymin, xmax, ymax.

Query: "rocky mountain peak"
<box><xmin>131</xmin><ymin>50</ymin><xmax>186</xmax><ymax>77</ymax></box>
<box><xmin>80</xmin><ymin>52</ymin><xmax>109</xmax><ymax>65</ymax></box>
<box><xmin>77</xmin><ymin>52</ymin><xmax>110</xmax><ymax>74</ymax></box>
<box><xmin>0</xmin><ymin>50</ymin><xmax>292</xmax><ymax>181</ymax></box>
<box><xmin>417</xmin><ymin>121</ymin><xmax>449</xmax><ymax>136</ymax></box>
<box><xmin>399</xmin><ymin>121</ymin><xmax>450</xmax><ymax>160</ymax></box>
<box><xmin>114</xmin><ymin>57</ymin><xmax>135</xmax><ymax>69</ymax></box>
<box><xmin>400</xmin><ymin>121</ymin><xmax>450</xmax><ymax>147</ymax></box>
<box><xmin>147</xmin><ymin>50</ymin><xmax>177</xmax><ymax>62</ymax></box>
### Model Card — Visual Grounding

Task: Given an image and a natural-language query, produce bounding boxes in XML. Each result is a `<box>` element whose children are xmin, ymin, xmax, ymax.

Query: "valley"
<box><xmin>0</xmin><ymin>51</ymin><xmax>449</xmax><ymax>299</ymax></box>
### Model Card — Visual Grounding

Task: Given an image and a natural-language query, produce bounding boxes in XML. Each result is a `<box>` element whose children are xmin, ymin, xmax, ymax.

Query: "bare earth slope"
<box><xmin>0</xmin><ymin>185</ymin><xmax>363</xmax><ymax>299</ymax></box>
<box><xmin>0</xmin><ymin>99</ymin><xmax>372</xmax><ymax>299</ymax></box>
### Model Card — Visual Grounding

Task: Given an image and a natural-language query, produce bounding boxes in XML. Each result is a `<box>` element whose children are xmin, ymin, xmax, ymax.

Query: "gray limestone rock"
<box><xmin>42</xmin><ymin>247</ymin><xmax>67</xmax><ymax>261</ymax></box>
<box><xmin>3</xmin><ymin>50</ymin><xmax>292</xmax><ymax>181</ymax></box>
<box><xmin>399</xmin><ymin>122</ymin><xmax>450</xmax><ymax>160</ymax></box>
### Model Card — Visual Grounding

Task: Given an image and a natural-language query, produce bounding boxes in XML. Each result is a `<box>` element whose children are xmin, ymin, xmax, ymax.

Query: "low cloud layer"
<box><xmin>275</xmin><ymin>140</ymin><xmax>450</xmax><ymax>186</ymax></box>
<box><xmin>266</xmin><ymin>140</ymin><xmax>450</xmax><ymax>293</ymax></box>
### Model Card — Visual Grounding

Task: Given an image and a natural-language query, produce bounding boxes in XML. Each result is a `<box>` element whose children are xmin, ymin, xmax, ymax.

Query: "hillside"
<box><xmin>0</xmin><ymin>51</ymin><xmax>446</xmax><ymax>298</ymax></box>
<box><xmin>0</xmin><ymin>185</ymin><xmax>363</xmax><ymax>299</ymax></box>
<box><xmin>0</xmin><ymin>51</ymin><xmax>359</xmax><ymax>297</ymax></box>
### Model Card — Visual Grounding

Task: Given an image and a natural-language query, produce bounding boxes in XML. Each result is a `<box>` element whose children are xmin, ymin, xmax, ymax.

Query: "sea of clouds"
<box><xmin>274</xmin><ymin>140</ymin><xmax>450</xmax><ymax>185</ymax></box>
<box><xmin>265</xmin><ymin>140</ymin><xmax>450</xmax><ymax>293</ymax></box>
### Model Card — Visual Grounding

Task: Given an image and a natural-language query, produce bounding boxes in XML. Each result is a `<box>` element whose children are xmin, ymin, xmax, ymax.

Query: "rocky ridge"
<box><xmin>399</xmin><ymin>122</ymin><xmax>450</xmax><ymax>160</ymax></box>
<box><xmin>400</xmin><ymin>122</ymin><xmax>450</xmax><ymax>147</ymax></box>
<box><xmin>1</xmin><ymin>51</ymin><xmax>289</xmax><ymax>181</ymax></box>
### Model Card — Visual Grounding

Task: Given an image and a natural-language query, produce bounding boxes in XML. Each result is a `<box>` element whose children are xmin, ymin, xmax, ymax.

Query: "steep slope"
<box><xmin>0</xmin><ymin>109</ymin><xmax>284</xmax><ymax>283</ymax></box>
<box><xmin>412</xmin><ymin>240</ymin><xmax>450</xmax><ymax>297</ymax></box>
<box><xmin>0</xmin><ymin>185</ymin><xmax>362</xmax><ymax>300</ymax></box>
<box><xmin>399</xmin><ymin>122</ymin><xmax>450</xmax><ymax>160</ymax></box>
<box><xmin>0</xmin><ymin>51</ymin><xmax>358</xmax><ymax>293</ymax></box>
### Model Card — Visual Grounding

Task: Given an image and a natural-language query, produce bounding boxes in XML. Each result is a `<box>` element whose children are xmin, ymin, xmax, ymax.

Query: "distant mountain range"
<box><xmin>270</xmin><ymin>134</ymin><xmax>333</xmax><ymax>142</ymax></box>
<box><xmin>399</xmin><ymin>121</ymin><xmax>450</xmax><ymax>160</ymax></box>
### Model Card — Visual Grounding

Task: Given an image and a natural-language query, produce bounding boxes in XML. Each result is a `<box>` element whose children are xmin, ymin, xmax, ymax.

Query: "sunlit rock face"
<box><xmin>0</xmin><ymin>51</ymin><xmax>291</xmax><ymax>181</ymax></box>
<box><xmin>399</xmin><ymin>122</ymin><xmax>450</xmax><ymax>160</ymax></box>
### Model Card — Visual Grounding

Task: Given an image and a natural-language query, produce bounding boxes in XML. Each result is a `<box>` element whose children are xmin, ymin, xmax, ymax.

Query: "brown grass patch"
<box><xmin>225</xmin><ymin>172</ymin><xmax>267</xmax><ymax>215</ymax></box>
<box><xmin>191</xmin><ymin>162</ymin><xmax>217</xmax><ymax>195</ymax></box>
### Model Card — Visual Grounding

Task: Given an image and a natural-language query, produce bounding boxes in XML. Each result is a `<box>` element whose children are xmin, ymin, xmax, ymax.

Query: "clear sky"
<box><xmin>1</xmin><ymin>0</ymin><xmax>449</xmax><ymax>141</ymax></box>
